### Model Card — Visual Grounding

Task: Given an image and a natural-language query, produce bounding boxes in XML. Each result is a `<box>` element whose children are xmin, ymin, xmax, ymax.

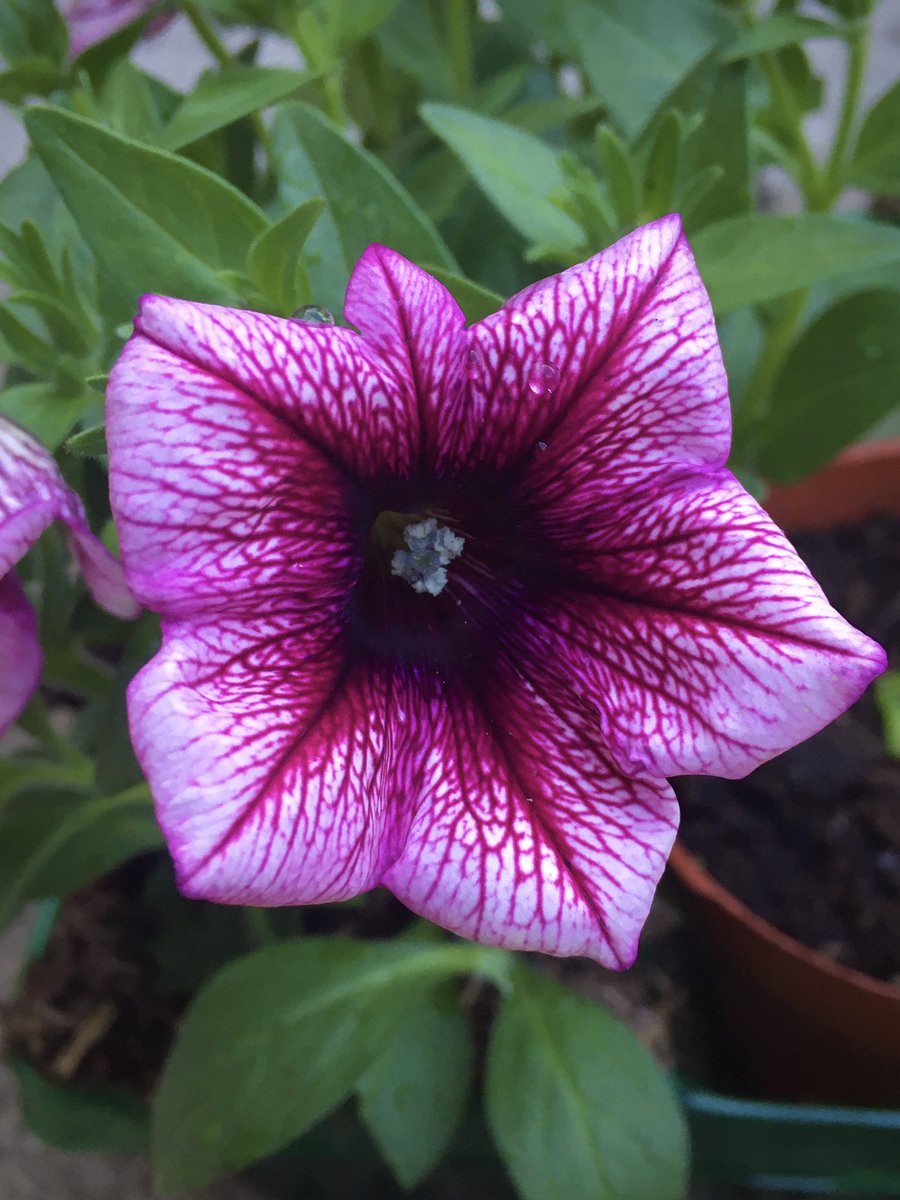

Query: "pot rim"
<box><xmin>671</xmin><ymin>436</ymin><xmax>900</xmax><ymax>1003</ymax></box>
<box><xmin>667</xmin><ymin>842</ymin><xmax>900</xmax><ymax>1001</ymax></box>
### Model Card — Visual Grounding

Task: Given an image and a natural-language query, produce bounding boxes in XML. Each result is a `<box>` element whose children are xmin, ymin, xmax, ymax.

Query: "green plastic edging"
<box><xmin>683</xmin><ymin>1084</ymin><xmax>900</xmax><ymax>1195</ymax></box>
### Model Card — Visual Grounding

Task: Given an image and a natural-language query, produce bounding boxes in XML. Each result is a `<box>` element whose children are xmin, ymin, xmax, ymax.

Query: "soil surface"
<box><xmin>678</xmin><ymin>512</ymin><xmax>900</xmax><ymax>983</ymax></box>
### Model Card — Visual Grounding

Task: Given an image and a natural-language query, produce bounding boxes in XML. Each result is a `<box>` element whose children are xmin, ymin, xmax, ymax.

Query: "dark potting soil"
<box><xmin>678</xmin><ymin>512</ymin><xmax>900</xmax><ymax>983</ymax></box>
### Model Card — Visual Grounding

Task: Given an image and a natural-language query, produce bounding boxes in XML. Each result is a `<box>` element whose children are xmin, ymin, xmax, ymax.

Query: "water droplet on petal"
<box><xmin>535</xmin><ymin>440</ymin><xmax>548</xmax><ymax>454</ymax></box>
<box><xmin>291</xmin><ymin>304</ymin><xmax>335</xmax><ymax>326</ymax></box>
<box><xmin>527</xmin><ymin>361</ymin><xmax>559</xmax><ymax>396</ymax></box>
<box><xmin>466</xmin><ymin>346</ymin><xmax>484</xmax><ymax>376</ymax></box>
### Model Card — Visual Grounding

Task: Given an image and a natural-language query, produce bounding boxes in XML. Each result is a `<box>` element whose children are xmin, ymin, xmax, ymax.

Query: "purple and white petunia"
<box><xmin>60</xmin><ymin>0</ymin><xmax>170</xmax><ymax>57</ymax></box>
<box><xmin>106</xmin><ymin>215</ymin><xmax>885</xmax><ymax>967</ymax></box>
<box><xmin>0</xmin><ymin>417</ymin><xmax>139</xmax><ymax>735</ymax></box>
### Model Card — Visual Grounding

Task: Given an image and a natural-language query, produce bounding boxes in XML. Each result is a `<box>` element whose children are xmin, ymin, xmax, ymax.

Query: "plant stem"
<box><xmin>181</xmin><ymin>0</ymin><xmax>231</xmax><ymax>68</ymax></box>
<box><xmin>760</xmin><ymin>52</ymin><xmax>825</xmax><ymax>211</ymax></box>
<box><xmin>243</xmin><ymin>906</ymin><xmax>278</xmax><ymax>947</ymax></box>
<box><xmin>181</xmin><ymin>1</ymin><xmax>276</xmax><ymax>194</ymax></box>
<box><xmin>735</xmin><ymin>288</ymin><xmax>808</xmax><ymax>444</ymax></box>
<box><xmin>823</xmin><ymin>20</ymin><xmax>869</xmax><ymax>205</ymax></box>
<box><xmin>447</xmin><ymin>0</ymin><xmax>474</xmax><ymax>104</ymax></box>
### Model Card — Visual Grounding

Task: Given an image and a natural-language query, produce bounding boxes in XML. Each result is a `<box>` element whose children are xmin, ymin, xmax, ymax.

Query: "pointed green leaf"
<box><xmin>848</xmin><ymin>80</ymin><xmax>900</xmax><ymax>196</ymax></box>
<box><xmin>25</xmin><ymin>106</ymin><xmax>269</xmax><ymax>307</ymax></box>
<box><xmin>596</xmin><ymin>126</ymin><xmax>639</xmax><ymax>228</ymax></box>
<box><xmin>422</xmin><ymin>266</ymin><xmax>503</xmax><ymax>324</ymax></box>
<box><xmin>271</xmin><ymin>102</ymin><xmax>455</xmax><ymax>315</ymax></box>
<box><xmin>642</xmin><ymin>110</ymin><xmax>682</xmax><ymax>218</ymax></box>
<box><xmin>248</xmin><ymin>197</ymin><xmax>324</xmax><ymax>313</ymax></box>
<box><xmin>756</xmin><ymin>290</ymin><xmax>900</xmax><ymax>482</ymax></box>
<box><xmin>65</xmin><ymin>424</ymin><xmax>108</xmax><ymax>459</ymax></box>
<box><xmin>14</xmin><ymin>1064</ymin><xmax>149</xmax><ymax>1156</ymax></box>
<box><xmin>485</xmin><ymin>968</ymin><xmax>687</xmax><ymax>1200</ymax></box>
<box><xmin>692</xmin><ymin>215</ymin><xmax>900</xmax><ymax>313</ymax></box>
<box><xmin>722</xmin><ymin>13</ymin><xmax>842</xmax><ymax>62</ymax></box>
<box><xmin>0</xmin><ymin>784</ymin><xmax>162</xmax><ymax>931</ymax></box>
<box><xmin>420</xmin><ymin>103</ymin><xmax>584</xmax><ymax>252</ymax></box>
<box><xmin>685</xmin><ymin>61</ymin><xmax>751</xmax><ymax>228</ymax></box>
<box><xmin>152</xmin><ymin>939</ymin><xmax>489</xmax><ymax>1192</ymax></box>
<box><xmin>572</xmin><ymin>0</ymin><xmax>733</xmax><ymax>139</ymax></box>
<box><xmin>159</xmin><ymin>66</ymin><xmax>318</xmax><ymax>151</ymax></box>
<box><xmin>358</xmin><ymin>986</ymin><xmax>473</xmax><ymax>1188</ymax></box>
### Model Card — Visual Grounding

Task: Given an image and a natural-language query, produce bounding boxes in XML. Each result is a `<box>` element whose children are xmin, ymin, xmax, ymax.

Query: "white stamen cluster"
<box><xmin>391</xmin><ymin>517</ymin><xmax>464</xmax><ymax>596</ymax></box>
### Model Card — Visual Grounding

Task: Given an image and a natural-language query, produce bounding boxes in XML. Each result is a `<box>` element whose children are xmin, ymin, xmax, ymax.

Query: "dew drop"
<box><xmin>527</xmin><ymin>361</ymin><xmax>559</xmax><ymax>396</ymax></box>
<box><xmin>466</xmin><ymin>346</ymin><xmax>484</xmax><ymax>376</ymax></box>
<box><xmin>535</xmin><ymin>440</ymin><xmax>548</xmax><ymax>454</ymax></box>
<box><xmin>291</xmin><ymin>304</ymin><xmax>335</xmax><ymax>326</ymax></box>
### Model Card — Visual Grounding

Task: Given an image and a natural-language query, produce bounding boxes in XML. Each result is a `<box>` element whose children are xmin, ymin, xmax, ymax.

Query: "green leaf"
<box><xmin>420</xmin><ymin>103</ymin><xmax>584</xmax><ymax>252</ymax></box>
<box><xmin>0</xmin><ymin>55</ymin><xmax>59</xmax><ymax>102</ymax></box>
<box><xmin>64</xmin><ymin>424</ymin><xmax>108</xmax><ymax>459</ymax></box>
<box><xmin>642</xmin><ymin>110</ymin><xmax>682</xmax><ymax>218</ymax></box>
<box><xmin>875</xmin><ymin>671</ymin><xmax>900</xmax><ymax>759</ymax></box>
<box><xmin>336</xmin><ymin>0</ymin><xmax>404</xmax><ymax>51</ymax></box>
<box><xmin>375</xmin><ymin>1</ymin><xmax>457</xmax><ymax>98</ymax></box>
<box><xmin>485</xmin><ymin>968</ymin><xmax>687</xmax><ymax>1200</ymax></box>
<box><xmin>692</xmin><ymin>215</ymin><xmax>900</xmax><ymax>313</ymax></box>
<box><xmin>13</xmin><ymin>1063</ymin><xmax>149</xmax><ymax>1155</ymax></box>
<box><xmin>248</xmin><ymin>197</ymin><xmax>324</xmax><ymax>313</ymax></box>
<box><xmin>571</xmin><ymin>0</ymin><xmax>733</xmax><ymax>139</ymax></box>
<box><xmin>159</xmin><ymin>66</ymin><xmax>317</xmax><ymax>151</ymax></box>
<box><xmin>0</xmin><ymin>0</ymin><xmax>65</xmax><ymax>67</ymax></box>
<box><xmin>0</xmin><ymin>757</ymin><xmax>92</xmax><ymax>808</ymax></box>
<box><xmin>99</xmin><ymin>60</ymin><xmax>166</xmax><ymax>140</ymax></box>
<box><xmin>0</xmin><ymin>382</ymin><xmax>92</xmax><ymax>449</ymax></box>
<box><xmin>848</xmin><ymin>80</ymin><xmax>900</xmax><ymax>195</ymax></box>
<box><xmin>422</xmin><ymin>266</ymin><xmax>503</xmax><ymax>324</ymax></box>
<box><xmin>722</xmin><ymin>14</ymin><xmax>842</xmax><ymax>62</ymax></box>
<box><xmin>25</xmin><ymin>105</ymin><xmax>269</xmax><ymax>308</ymax></box>
<box><xmin>358</xmin><ymin>986</ymin><xmax>473</xmax><ymax>1188</ymax></box>
<box><xmin>271</xmin><ymin>102</ymin><xmax>455</xmax><ymax>315</ymax></box>
<box><xmin>756</xmin><ymin>290</ymin><xmax>900</xmax><ymax>482</ymax></box>
<box><xmin>596</xmin><ymin>127</ymin><xmax>639</xmax><ymax>228</ymax></box>
<box><xmin>0</xmin><ymin>784</ymin><xmax>162</xmax><ymax>930</ymax></box>
<box><xmin>152</xmin><ymin>938</ymin><xmax>491</xmax><ymax>1192</ymax></box>
<box><xmin>684</xmin><ymin>61</ymin><xmax>751</xmax><ymax>229</ymax></box>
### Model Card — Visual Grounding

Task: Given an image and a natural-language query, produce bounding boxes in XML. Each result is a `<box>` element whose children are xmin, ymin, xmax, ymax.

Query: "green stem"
<box><xmin>243</xmin><ymin>906</ymin><xmax>277</xmax><ymax>947</ymax></box>
<box><xmin>824</xmin><ymin>21</ymin><xmax>869</xmax><ymax>204</ymax></box>
<box><xmin>447</xmin><ymin>0</ymin><xmax>474</xmax><ymax>104</ymax></box>
<box><xmin>293</xmin><ymin>7</ymin><xmax>347</xmax><ymax>128</ymax></box>
<box><xmin>181</xmin><ymin>1</ymin><xmax>274</xmax><ymax>192</ymax></box>
<box><xmin>181</xmin><ymin>0</ymin><xmax>231</xmax><ymax>68</ymax></box>
<box><xmin>735</xmin><ymin>288</ymin><xmax>808</xmax><ymax>444</ymax></box>
<box><xmin>760</xmin><ymin>52</ymin><xmax>825</xmax><ymax>211</ymax></box>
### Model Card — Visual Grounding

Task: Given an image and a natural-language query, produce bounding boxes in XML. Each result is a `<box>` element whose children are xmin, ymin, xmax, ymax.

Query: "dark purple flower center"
<box><xmin>346</xmin><ymin>469</ymin><xmax>558</xmax><ymax>676</ymax></box>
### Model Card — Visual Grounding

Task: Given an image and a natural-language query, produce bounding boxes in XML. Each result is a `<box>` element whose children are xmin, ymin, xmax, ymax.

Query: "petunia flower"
<box><xmin>0</xmin><ymin>417</ymin><xmax>139</xmax><ymax>735</ymax></box>
<box><xmin>106</xmin><ymin>215</ymin><xmax>885</xmax><ymax>967</ymax></box>
<box><xmin>60</xmin><ymin>0</ymin><xmax>171</xmax><ymax>57</ymax></box>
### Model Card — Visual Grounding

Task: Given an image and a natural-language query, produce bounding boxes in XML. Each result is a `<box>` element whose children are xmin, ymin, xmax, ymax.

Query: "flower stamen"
<box><xmin>391</xmin><ymin>517</ymin><xmax>464</xmax><ymax>597</ymax></box>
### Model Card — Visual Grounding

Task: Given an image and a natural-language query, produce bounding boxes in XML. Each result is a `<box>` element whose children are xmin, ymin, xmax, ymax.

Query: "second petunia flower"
<box><xmin>106</xmin><ymin>215</ymin><xmax>885</xmax><ymax>968</ymax></box>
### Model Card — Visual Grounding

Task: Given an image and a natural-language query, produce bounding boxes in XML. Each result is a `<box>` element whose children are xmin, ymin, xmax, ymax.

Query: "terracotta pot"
<box><xmin>669</xmin><ymin>439</ymin><xmax>900</xmax><ymax>1108</ymax></box>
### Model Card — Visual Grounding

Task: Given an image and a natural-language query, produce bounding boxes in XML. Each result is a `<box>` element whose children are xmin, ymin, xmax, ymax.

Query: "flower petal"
<box><xmin>0</xmin><ymin>574</ymin><xmax>41</xmax><ymax>737</ymax></box>
<box><xmin>107</xmin><ymin>333</ymin><xmax>357</xmax><ymax>618</ymax></box>
<box><xmin>62</xmin><ymin>0</ymin><xmax>168</xmax><ymax>56</ymax></box>
<box><xmin>128</xmin><ymin>613</ymin><xmax>407</xmax><ymax>904</ymax></box>
<box><xmin>129</xmin><ymin>295</ymin><xmax>417</xmax><ymax>481</ymax></box>
<box><xmin>513</xmin><ymin>472</ymin><xmax>886</xmax><ymax>780</ymax></box>
<box><xmin>343</xmin><ymin>245</ymin><xmax>468</xmax><ymax>469</ymax></box>
<box><xmin>380</xmin><ymin>671</ymin><xmax>677</xmax><ymax>968</ymax></box>
<box><xmin>465</xmin><ymin>214</ymin><xmax>729</xmax><ymax>481</ymax></box>
<box><xmin>0</xmin><ymin>416</ymin><xmax>137</xmax><ymax>618</ymax></box>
